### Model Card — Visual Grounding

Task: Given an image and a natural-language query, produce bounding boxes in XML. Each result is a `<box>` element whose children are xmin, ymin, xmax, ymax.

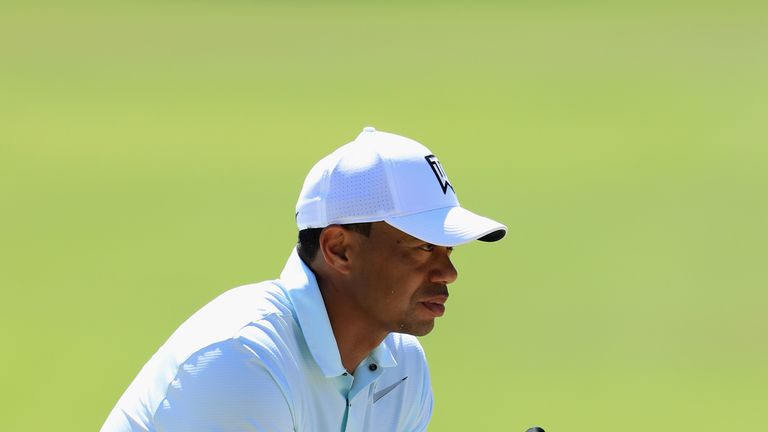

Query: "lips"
<box><xmin>420</xmin><ymin>295</ymin><xmax>448</xmax><ymax>317</ymax></box>
<box><xmin>421</xmin><ymin>302</ymin><xmax>446</xmax><ymax>317</ymax></box>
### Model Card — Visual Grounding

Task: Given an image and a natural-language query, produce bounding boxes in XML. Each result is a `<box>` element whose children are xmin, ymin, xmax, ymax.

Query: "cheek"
<box><xmin>368</xmin><ymin>272</ymin><xmax>402</xmax><ymax>301</ymax></box>
<box><xmin>388</xmin><ymin>268</ymin><xmax>428</xmax><ymax>302</ymax></box>
<box><xmin>367</xmin><ymin>250</ymin><xmax>430</xmax><ymax>302</ymax></box>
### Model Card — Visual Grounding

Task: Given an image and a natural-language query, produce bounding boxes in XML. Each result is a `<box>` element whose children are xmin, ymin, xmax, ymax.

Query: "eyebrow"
<box><xmin>398</xmin><ymin>234</ymin><xmax>424</xmax><ymax>244</ymax></box>
<box><xmin>394</xmin><ymin>236</ymin><xmax>419</xmax><ymax>247</ymax></box>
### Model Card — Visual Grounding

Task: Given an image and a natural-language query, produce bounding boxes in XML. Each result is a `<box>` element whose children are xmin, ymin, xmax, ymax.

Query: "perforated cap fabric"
<box><xmin>295</xmin><ymin>127</ymin><xmax>506</xmax><ymax>247</ymax></box>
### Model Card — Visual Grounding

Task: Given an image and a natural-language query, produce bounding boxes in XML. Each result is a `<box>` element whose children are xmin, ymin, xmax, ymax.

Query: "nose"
<box><xmin>430</xmin><ymin>248</ymin><xmax>458</xmax><ymax>285</ymax></box>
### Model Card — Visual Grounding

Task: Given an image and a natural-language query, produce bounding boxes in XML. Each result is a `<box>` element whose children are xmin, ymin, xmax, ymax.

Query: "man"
<box><xmin>102</xmin><ymin>127</ymin><xmax>506</xmax><ymax>431</ymax></box>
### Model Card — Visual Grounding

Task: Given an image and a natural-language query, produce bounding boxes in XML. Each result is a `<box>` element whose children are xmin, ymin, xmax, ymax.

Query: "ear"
<box><xmin>318</xmin><ymin>225</ymin><xmax>356</xmax><ymax>275</ymax></box>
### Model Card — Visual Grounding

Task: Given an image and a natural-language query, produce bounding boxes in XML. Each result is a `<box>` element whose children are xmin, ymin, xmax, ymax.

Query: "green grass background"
<box><xmin>1</xmin><ymin>1</ymin><xmax>766</xmax><ymax>430</ymax></box>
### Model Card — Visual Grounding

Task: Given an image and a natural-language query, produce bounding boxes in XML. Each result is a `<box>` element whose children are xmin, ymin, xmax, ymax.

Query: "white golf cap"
<box><xmin>295</xmin><ymin>127</ymin><xmax>506</xmax><ymax>247</ymax></box>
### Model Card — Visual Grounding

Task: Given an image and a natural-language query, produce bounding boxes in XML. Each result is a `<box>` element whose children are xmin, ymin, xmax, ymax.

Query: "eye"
<box><xmin>418</xmin><ymin>243</ymin><xmax>435</xmax><ymax>252</ymax></box>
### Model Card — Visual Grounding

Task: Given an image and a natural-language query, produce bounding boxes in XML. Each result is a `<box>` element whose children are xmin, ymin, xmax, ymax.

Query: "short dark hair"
<box><xmin>297</xmin><ymin>223</ymin><xmax>372</xmax><ymax>264</ymax></box>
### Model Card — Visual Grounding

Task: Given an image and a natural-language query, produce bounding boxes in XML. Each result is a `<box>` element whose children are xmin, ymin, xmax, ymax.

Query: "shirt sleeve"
<box><xmin>153</xmin><ymin>338</ymin><xmax>295</xmax><ymax>432</ymax></box>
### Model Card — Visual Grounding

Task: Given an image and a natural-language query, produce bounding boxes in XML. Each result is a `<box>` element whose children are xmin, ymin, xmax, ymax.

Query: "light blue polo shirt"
<box><xmin>102</xmin><ymin>248</ymin><xmax>433</xmax><ymax>431</ymax></box>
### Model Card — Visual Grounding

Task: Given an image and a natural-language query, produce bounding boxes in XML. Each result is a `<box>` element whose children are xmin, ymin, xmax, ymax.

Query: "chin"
<box><xmin>397</xmin><ymin>320</ymin><xmax>435</xmax><ymax>337</ymax></box>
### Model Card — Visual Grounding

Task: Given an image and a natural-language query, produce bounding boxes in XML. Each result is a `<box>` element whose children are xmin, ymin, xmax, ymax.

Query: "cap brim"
<box><xmin>385</xmin><ymin>206</ymin><xmax>506</xmax><ymax>247</ymax></box>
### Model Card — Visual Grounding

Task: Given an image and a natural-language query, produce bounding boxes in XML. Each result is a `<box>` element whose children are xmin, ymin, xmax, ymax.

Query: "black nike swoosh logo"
<box><xmin>373</xmin><ymin>377</ymin><xmax>408</xmax><ymax>403</ymax></box>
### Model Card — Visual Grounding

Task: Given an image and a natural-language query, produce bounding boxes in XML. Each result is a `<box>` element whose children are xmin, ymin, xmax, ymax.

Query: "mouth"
<box><xmin>420</xmin><ymin>295</ymin><xmax>448</xmax><ymax>317</ymax></box>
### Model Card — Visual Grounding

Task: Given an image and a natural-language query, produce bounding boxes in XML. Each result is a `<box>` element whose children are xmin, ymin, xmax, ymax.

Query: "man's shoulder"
<box><xmin>215</xmin><ymin>280</ymin><xmax>292</xmax><ymax>311</ymax></box>
<box><xmin>165</xmin><ymin>280</ymin><xmax>294</xmax><ymax>351</ymax></box>
<box><xmin>207</xmin><ymin>280</ymin><xmax>293</xmax><ymax>321</ymax></box>
<box><xmin>103</xmin><ymin>281</ymin><xmax>300</xmax><ymax>431</ymax></box>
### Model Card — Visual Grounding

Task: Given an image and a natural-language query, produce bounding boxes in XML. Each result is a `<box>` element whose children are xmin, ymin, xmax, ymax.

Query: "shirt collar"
<box><xmin>279</xmin><ymin>247</ymin><xmax>396</xmax><ymax>377</ymax></box>
<box><xmin>370</xmin><ymin>338</ymin><xmax>397</xmax><ymax>369</ymax></box>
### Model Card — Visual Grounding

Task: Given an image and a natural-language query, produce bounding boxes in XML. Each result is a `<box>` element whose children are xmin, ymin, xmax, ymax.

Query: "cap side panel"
<box><xmin>324</xmin><ymin>148</ymin><xmax>395</xmax><ymax>225</ymax></box>
<box><xmin>380</xmin><ymin>149</ymin><xmax>404</xmax><ymax>216</ymax></box>
<box><xmin>318</xmin><ymin>166</ymin><xmax>330</xmax><ymax>228</ymax></box>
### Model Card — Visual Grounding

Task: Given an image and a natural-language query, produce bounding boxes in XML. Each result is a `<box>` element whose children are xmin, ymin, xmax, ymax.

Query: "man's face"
<box><xmin>347</xmin><ymin>222</ymin><xmax>458</xmax><ymax>336</ymax></box>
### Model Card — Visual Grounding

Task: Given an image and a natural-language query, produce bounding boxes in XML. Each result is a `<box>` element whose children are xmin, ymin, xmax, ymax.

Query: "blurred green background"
<box><xmin>1</xmin><ymin>1</ymin><xmax>766</xmax><ymax>430</ymax></box>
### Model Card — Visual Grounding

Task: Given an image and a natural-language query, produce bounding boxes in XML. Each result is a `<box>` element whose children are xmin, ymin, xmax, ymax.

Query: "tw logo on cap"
<box><xmin>425</xmin><ymin>154</ymin><xmax>454</xmax><ymax>194</ymax></box>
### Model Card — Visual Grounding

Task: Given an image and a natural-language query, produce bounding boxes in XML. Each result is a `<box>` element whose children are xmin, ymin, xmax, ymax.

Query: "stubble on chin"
<box><xmin>395</xmin><ymin>317</ymin><xmax>436</xmax><ymax>337</ymax></box>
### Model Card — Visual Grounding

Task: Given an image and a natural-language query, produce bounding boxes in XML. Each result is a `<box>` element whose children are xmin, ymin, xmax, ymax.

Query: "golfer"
<box><xmin>102</xmin><ymin>127</ymin><xmax>506</xmax><ymax>431</ymax></box>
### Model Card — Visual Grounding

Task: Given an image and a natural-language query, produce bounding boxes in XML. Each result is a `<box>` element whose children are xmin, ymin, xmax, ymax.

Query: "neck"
<box><xmin>316</xmin><ymin>275</ymin><xmax>388</xmax><ymax>374</ymax></box>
